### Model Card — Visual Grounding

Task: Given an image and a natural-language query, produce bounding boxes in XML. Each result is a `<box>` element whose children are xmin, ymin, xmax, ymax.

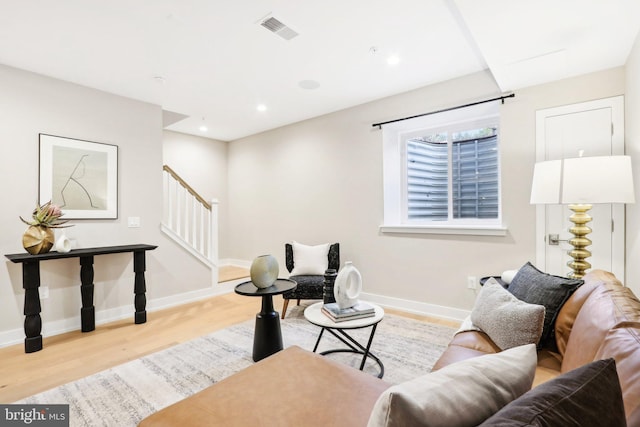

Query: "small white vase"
<box><xmin>55</xmin><ymin>233</ymin><xmax>72</xmax><ymax>253</ymax></box>
<box><xmin>334</xmin><ymin>261</ymin><xmax>362</xmax><ymax>309</ymax></box>
<box><xmin>250</xmin><ymin>254</ymin><xmax>279</xmax><ymax>289</ymax></box>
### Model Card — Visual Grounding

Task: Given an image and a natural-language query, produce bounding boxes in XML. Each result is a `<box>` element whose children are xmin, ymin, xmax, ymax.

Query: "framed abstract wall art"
<box><xmin>39</xmin><ymin>134</ymin><xmax>118</xmax><ymax>219</ymax></box>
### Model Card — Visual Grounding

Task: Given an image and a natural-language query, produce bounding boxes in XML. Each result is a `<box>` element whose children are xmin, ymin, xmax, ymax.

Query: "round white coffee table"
<box><xmin>304</xmin><ymin>301</ymin><xmax>385</xmax><ymax>378</ymax></box>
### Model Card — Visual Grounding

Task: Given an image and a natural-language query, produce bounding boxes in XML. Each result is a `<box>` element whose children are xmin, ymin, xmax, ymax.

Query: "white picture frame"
<box><xmin>39</xmin><ymin>134</ymin><xmax>118</xmax><ymax>219</ymax></box>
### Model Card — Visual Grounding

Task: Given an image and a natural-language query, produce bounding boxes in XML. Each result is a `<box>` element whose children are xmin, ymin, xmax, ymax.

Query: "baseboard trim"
<box><xmin>0</xmin><ymin>286</ymin><xmax>236</xmax><ymax>349</ymax></box>
<box><xmin>0</xmin><ymin>284</ymin><xmax>468</xmax><ymax>349</ymax></box>
<box><xmin>360</xmin><ymin>291</ymin><xmax>470</xmax><ymax>322</ymax></box>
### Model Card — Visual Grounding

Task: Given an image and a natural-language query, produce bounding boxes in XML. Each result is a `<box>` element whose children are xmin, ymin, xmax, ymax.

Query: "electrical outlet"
<box><xmin>467</xmin><ymin>276</ymin><xmax>477</xmax><ymax>290</ymax></box>
<box><xmin>40</xmin><ymin>286</ymin><xmax>49</xmax><ymax>299</ymax></box>
<box><xmin>128</xmin><ymin>217</ymin><xmax>141</xmax><ymax>228</ymax></box>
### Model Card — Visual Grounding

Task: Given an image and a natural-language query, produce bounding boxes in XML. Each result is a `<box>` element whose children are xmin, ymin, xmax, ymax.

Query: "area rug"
<box><xmin>16</xmin><ymin>305</ymin><xmax>456</xmax><ymax>426</ymax></box>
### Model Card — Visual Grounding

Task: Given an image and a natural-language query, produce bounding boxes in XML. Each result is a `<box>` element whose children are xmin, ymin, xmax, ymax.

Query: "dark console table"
<box><xmin>5</xmin><ymin>244</ymin><xmax>157</xmax><ymax>353</ymax></box>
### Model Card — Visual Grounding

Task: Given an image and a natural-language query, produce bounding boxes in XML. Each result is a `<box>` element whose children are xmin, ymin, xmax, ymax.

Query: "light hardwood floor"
<box><xmin>218</xmin><ymin>265</ymin><xmax>250</xmax><ymax>283</ymax></box>
<box><xmin>0</xmin><ymin>281</ymin><xmax>459</xmax><ymax>403</ymax></box>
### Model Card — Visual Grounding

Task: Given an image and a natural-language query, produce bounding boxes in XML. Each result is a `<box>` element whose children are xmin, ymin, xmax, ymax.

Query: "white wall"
<box><xmin>1</xmin><ymin>52</ymin><xmax>632</xmax><ymax>346</ymax></box>
<box><xmin>163</xmin><ymin>130</ymin><xmax>229</xmax><ymax>259</ymax></box>
<box><xmin>227</xmin><ymin>67</ymin><xmax>626</xmax><ymax>318</ymax></box>
<box><xmin>625</xmin><ymin>30</ymin><xmax>640</xmax><ymax>296</ymax></box>
<box><xmin>0</xmin><ymin>65</ymin><xmax>213</xmax><ymax>347</ymax></box>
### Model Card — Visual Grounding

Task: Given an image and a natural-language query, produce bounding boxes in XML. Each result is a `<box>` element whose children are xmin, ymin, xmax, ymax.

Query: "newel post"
<box><xmin>210</xmin><ymin>198</ymin><xmax>219</xmax><ymax>285</ymax></box>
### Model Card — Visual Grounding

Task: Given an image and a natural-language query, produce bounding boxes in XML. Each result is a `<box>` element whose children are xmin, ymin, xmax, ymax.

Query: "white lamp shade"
<box><xmin>561</xmin><ymin>156</ymin><xmax>635</xmax><ymax>204</ymax></box>
<box><xmin>530</xmin><ymin>160</ymin><xmax>562</xmax><ymax>204</ymax></box>
<box><xmin>531</xmin><ymin>155</ymin><xmax>635</xmax><ymax>205</ymax></box>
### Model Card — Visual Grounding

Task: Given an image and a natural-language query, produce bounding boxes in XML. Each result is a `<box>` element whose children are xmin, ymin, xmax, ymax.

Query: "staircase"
<box><xmin>161</xmin><ymin>165</ymin><xmax>218</xmax><ymax>277</ymax></box>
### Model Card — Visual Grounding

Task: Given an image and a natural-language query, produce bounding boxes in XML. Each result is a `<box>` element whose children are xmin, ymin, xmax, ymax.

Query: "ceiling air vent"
<box><xmin>260</xmin><ymin>16</ymin><xmax>299</xmax><ymax>41</ymax></box>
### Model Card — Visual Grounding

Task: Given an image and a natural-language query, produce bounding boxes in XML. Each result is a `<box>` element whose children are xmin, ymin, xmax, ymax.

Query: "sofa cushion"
<box><xmin>508</xmin><ymin>262</ymin><xmax>583</xmax><ymax>350</ymax></box>
<box><xmin>533</xmin><ymin>350</ymin><xmax>563</xmax><ymax>387</ymax></box>
<box><xmin>290</xmin><ymin>241</ymin><xmax>330</xmax><ymax>275</ymax></box>
<box><xmin>470</xmin><ymin>279</ymin><xmax>545</xmax><ymax>350</ymax></box>
<box><xmin>479</xmin><ymin>358</ymin><xmax>626</xmax><ymax>427</ymax></box>
<box><xmin>367</xmin><ymin>344</ymin><xmax>537</xmax><ymax>427</ymax></box>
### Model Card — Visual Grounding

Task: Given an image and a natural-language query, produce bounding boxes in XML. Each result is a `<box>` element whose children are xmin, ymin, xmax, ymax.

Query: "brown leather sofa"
<box><xmin>139</xmin><ymin>269</ymin><xmax>640</xmax><ymax>426</ymax></box>
<box><xmin>432</xmin><ymin>269</ymin><xmax>640</xmax><ymax>426</ymax></box>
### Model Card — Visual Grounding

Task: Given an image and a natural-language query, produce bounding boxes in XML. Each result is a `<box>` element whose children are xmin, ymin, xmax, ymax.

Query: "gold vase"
<box><xmin>22</xmin><ymin>225</ymin><xmax>55</xmax><ymax>255</ymax></box>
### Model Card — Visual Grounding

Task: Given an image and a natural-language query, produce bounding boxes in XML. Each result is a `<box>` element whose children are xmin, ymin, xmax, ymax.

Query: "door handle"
<box><xmin>548</xmin><ymin>234</ymin><xmax>569</xmax><ymax>246</ymax></box>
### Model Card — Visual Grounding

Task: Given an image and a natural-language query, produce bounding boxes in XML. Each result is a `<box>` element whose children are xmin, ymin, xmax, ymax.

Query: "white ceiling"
<box><xmin>0</xmin><ymin>1</ymin><xmax>638</xmax><ymax>141</ymax></box>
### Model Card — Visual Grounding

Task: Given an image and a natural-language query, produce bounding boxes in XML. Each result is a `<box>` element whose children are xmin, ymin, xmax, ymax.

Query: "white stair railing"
<box><xmin>161</xmin><ymin>165</ymin><xmax>218</xmax><ymax>270</ymax></box>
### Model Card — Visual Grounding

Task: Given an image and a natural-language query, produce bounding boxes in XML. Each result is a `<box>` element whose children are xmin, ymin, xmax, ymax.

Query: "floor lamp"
<box><xmin>530</xmin><ymin>155</ymin><xmax>635</xmax><ymax>279</ymax></box>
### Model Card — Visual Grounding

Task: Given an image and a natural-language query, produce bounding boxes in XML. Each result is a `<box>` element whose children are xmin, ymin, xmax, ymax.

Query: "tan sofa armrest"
<box><xmin>431</xmin><ymin>330</ymin><xmax>500</xmax><ymax>371</ymax></box>
<box><xmin>139</xmin><ymin>346</ymin><xmax>391</xmax><ymax>427</ymax></box>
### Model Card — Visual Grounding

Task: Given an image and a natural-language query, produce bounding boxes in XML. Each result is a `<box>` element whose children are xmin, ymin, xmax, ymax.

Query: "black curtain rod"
<box><xmin>371</xmin><ymin>93</ymin><xmax>515</xmax><ymax>129</ymax></box>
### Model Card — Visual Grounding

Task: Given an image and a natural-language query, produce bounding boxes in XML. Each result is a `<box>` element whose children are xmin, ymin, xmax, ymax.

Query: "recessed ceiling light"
<box><xmin>298</xmin><ymin>80</ymin><xmax>320</xmax><ymax>90</ymax></box>
<box><xmin>257</xmin><ymin>104</ymin><xmax>267</xmax><ymax>112</ymax></box>
<box><xmin>198</xmin><ymin>117</ymin><xmax>207</xmax><ymax>132</ymax></box>
<box><xmin>387</xmin><ymin>55</ymin><xmax>400</xmax><ymax>66</ymax></box>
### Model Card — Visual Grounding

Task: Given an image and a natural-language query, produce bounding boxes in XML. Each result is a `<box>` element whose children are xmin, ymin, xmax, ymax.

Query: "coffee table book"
<box><xmin>321</xmin><ymin>301</ymin><xmax>375</xmax><ymax>322</ymax></box>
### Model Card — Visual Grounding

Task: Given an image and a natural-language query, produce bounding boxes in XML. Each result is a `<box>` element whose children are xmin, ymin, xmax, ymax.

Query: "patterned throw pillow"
<box><xmin>508</xmin><ymin>262</ymin><xmax>583</xmax><ymax>350</ymax></box>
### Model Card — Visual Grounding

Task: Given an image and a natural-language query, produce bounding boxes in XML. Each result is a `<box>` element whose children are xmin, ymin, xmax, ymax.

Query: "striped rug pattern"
<box><xmin>17</xmin><ymin>305</ymin><xmax>456</xmax><ymax>426</ymax></box>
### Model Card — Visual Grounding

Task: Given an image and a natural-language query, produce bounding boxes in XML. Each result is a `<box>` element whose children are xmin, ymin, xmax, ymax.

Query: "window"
<box><xmin>406</xmin><ymin>126</ymin><xmax>499</xmax><ymax>221</ymax></box>
<box><xmin>381</xmin><ymin>102</ymin><xmax>505</xmax><ymax>235</ymax></box>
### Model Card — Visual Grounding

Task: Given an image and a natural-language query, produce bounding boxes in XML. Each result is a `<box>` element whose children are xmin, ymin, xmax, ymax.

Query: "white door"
<box><xmin>535</xmin><ymin>96</ymin><xmax>625</xmax><ymax>279</ymax></box>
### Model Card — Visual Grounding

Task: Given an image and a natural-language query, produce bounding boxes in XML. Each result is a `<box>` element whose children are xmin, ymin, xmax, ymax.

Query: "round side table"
<box><xmin>235</xmin><ymin>279</ymin><xmax>296</xmax><ymax>362</ymax></box>
<box><xmin>304</xmin><ymin>301</ymin><xmax>385</xmax><ymax>377</ymax></box>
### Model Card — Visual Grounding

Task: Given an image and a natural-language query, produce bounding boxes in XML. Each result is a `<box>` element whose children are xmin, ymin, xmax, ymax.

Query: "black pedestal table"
<box><xmin>234</xmin><ymin>279</ymin><xmax>297</xmax><ymax>362</ymax></box>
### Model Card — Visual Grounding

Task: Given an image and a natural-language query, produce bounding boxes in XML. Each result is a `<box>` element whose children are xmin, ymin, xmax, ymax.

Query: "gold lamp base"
<box><xmin>566</xmin><ymin>204</ymin><xmax>592</xmax><ymax>279</ymax></box>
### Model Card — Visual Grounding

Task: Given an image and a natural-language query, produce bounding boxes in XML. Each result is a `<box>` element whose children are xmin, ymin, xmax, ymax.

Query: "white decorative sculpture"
<box><xmin>333</xmin><ymin>261</ymin><xmax>362</xmax><ymax>309</ymax></box>
<box><xmin>55</xmin><ymin>233</ymin><xmax>72</xmax><ymax>253</ymax></box>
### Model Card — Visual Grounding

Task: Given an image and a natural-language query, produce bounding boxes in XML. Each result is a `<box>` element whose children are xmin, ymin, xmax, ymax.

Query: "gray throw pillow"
<box><xmin>508</xmin><ymin>262</ymin><xmax>583</xmax><ymax>350</ymax></box>
<box><xmin>367</xmin><ymin>344</ymin><xmax>537</xmax><ymax>427</ymax></box>
<box><xmin>479</xmin><ymin>358</ymin><xmax>626</xmax><ymax>427</ymax></box>
<box><xmin>471</xmin><ymin>278</ymin><xmax>545</xmax><ymax>350</ymax></box>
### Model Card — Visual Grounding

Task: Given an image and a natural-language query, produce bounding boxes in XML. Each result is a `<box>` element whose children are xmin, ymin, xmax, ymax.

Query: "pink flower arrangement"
<box><xmin>20</xmin><ymin>201</ymin><xmax>72</xmax><ymax>228</ymax></box>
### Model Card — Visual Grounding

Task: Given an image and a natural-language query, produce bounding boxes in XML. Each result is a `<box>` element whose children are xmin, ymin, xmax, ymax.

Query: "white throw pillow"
<box><xmin>470</xmin><ymin>278</ymin><xmax>545</xmax><ymax>350</ymax></box>
<box><xmin>290</xmin><ymin>241</ymin><xmax>330</xmax><ymax>276</ymax></box>
<box><xmin>367</xmin><ymin>344</ymin><xmax>537</xmax><ymax>427</ymax></box>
